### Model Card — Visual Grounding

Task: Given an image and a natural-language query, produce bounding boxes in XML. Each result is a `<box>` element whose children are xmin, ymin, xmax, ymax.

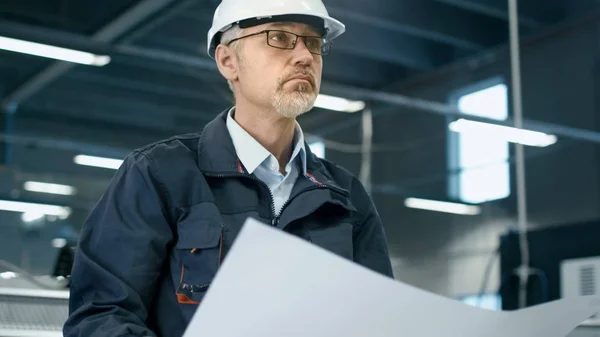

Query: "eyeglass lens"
<box><xmin>267</xmin><ymin>30</ymin><xmax>329</xmax><ymax>55</ymax></box>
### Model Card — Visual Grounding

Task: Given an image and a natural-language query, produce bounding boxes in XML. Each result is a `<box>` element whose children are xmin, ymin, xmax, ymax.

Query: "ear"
<box><xmin>215</xmin><ymin>44</ymin><xmax>239</xmax><ymax>83</ymax></box>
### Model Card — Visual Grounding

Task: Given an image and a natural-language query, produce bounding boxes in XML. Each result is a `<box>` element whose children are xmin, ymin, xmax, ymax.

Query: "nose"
<box><xmin>291</xmin><ymin>38</ymin><xmax>314</xmax><ymax>66</ymax></box>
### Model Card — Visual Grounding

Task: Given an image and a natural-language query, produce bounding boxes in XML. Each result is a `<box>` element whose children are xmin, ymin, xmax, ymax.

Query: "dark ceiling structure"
<box><xmin>0</xmin><ymin>0</ymin><xmax>598</xmax><ymax>222</ymax></box>
<box><xmin>0</xmin><ymin>0</ymin><xmax>593</xmax><ymax>130</ymax></box>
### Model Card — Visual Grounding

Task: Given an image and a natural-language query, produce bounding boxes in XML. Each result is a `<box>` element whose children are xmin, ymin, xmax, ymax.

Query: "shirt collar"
<box><xmin>226</xmin><ymin>107</ymin><xmax>307</xmax><ymax>175</ymax></box>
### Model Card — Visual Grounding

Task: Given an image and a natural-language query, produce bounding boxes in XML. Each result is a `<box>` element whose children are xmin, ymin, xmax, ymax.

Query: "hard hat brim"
<box><xmin>237</xmin><ymin>14</ymin><xmax>327</xmax><ymax>36</ymax></box>
<box><xmin>207</xmin><ymin>13</ymin><xmax>345</xmax><ymax>58</ymax></box>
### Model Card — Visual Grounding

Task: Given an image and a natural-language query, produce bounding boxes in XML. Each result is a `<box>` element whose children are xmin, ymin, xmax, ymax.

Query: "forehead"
<box><xmin>248</xmin><ymin>21</ymin><xmax>322</xmax><ymax>36</ymax></box>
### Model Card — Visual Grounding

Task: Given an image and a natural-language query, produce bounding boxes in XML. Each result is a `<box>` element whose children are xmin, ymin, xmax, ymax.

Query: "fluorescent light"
<box><xmin>314</xmin><ymin>94</ymin><xmax>365</xmax><ymax>112</ymax></box>
<box><xmin>22</xmin><ymin>212</ymin><xmax>45</xmax><ymax>223</ymax></box>
<box><xmin>0</xmin><ymin>272</ymin><xmax>17</xmax><ymax>280</ymax></box>
<box><xmin>449</xmin><ymin>119</ymin><xmax>557</xmax><ymax>147</ymax></box>
<box><xmin>0</xmin><ymin>200</ymin><xmax>71</xmax><ymax>218</ymax></box>
<box><xmin>74</xmin><ymin>155</ymin><xmax>123</xmax><ymax>170</ymax></box>
<box><xmin>52</xmin><ymin>238</ymin><xmax>68</xmax><ymax>248</ymax></box>
<box><xmin>404</xmin><ymin>198</ymin><xmax>481</xmax><ymax>215</ymax></box>
<box><xmin>0</xmin><ymin>36</ymin><xmax>110</xmax><ymax>66</ymax></box>
<box><xmin>308</xmin><ymin>141</ymin><xmax>326</xmax><ymax>159</ymax></box>
<box><xmin>24</xmin><ymin>181</ymin><xmax>76</xmax><ymax>196</ymax></box>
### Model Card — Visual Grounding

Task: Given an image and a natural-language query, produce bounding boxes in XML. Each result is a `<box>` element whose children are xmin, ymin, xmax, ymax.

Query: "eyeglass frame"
<box><xmin>224</xmin><ymin>29</ymin><xmax>332</xmax><ymax>56</ymax></box>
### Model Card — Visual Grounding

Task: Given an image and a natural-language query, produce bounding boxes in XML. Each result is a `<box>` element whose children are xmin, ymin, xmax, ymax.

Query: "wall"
<box><xmin>364</xmin><ymin>20</ymin><xmax>600</xmax><ymax>298</ymax></box>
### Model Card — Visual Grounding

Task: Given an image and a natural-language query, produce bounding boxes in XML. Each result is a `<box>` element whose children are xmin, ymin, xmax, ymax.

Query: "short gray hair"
<box><xmin>218</xmin><ymin>25</ymin><xmax>244</xmax><ymax>94</ymax></box>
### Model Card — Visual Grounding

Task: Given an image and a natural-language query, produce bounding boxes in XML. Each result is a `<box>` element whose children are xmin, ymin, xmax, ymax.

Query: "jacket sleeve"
<box><xmin>63</xmin><ymin>151</ymin><xmax>174</xmax><ymax>337</ymax></box>
<box><xmin>352</xmin><ymin>180</ymin><xmax>395</xmax><ymax>278</ymax></box>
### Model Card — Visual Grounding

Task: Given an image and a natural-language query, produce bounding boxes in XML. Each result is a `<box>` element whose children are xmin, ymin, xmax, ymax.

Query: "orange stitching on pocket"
<box><xmin>177</xmin><ymin>233</ymin><xmax>222</xmax><ymax>305</ymax></box>
<box><xmin>177</xmin><ymin>293</ymin><xmax>200</xmax><ymax>305</ymax></box>
<box><xmin>218</xmin><ymin>233</ymin><xmax>223</xmax><ymax>264</ymax></box>
<box><xmin>177</xmin><ymin>267</ymin><xmax>200</xmax><ymax>305</ymax></box>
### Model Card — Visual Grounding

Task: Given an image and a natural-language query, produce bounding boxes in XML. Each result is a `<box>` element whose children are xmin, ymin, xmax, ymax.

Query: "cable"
<box><xmin>508</xmin><ymin>0</ymin><xmax>531</xmax><ymax>309</ymax></box>
<box><xmin>533</xmin><ymin>268</ymin><xmax>550</xmax><ymax>303</ymax></box>
<box><xmin>477</xmin><ymin>247</ymin><xmax>500</xmax><ymax>308</ymax></box>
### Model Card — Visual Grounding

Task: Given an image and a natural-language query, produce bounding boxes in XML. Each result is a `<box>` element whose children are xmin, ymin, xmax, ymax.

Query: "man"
<box><xmin>63</xmin><ymin>0</ymin><xmax>394</xmax><ymax>336</ymax></box>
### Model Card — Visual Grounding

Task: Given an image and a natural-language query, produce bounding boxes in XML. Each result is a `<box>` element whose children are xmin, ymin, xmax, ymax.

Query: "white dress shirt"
<box><xmin>226</xmin><ymin>108</ymin><xmax>307</xmax><ymax>216</ymax></box>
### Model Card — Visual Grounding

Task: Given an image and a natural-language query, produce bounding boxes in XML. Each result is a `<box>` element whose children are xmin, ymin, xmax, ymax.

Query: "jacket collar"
<box><xmin>225</xmin><ymin>107</ymin><xmax>307</xmax><ymax>175</ymax></box>
<box><xmin>196</xmin><ymin>108</ymin><xmax>349</xmax><ymax>196</ymax></box>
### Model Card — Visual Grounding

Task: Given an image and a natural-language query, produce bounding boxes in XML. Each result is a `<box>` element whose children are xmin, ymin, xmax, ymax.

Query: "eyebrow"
<box><xmin>269</xmin><ymin>22</ymin><xmax>292</xmax><ymax>28</ymax></box>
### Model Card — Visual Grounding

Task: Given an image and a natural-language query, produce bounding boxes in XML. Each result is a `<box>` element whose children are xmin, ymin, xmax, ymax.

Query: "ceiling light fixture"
<box><xmin>404</xmin><ymin>197</ymin><xmax>481</xmax><ymax>215</ymax></box>
<box><xmin>0</xmin><ymin>272</ymin><xmax>17</xmax><ymax>280</ymax></box>
<box><xmin>74</xmin><ymin>155</ymin><xmax>123</xmax><ymax>170</ymax></box>
<box><xmin>314</xmin><ymin>94</ymin><xmax>365</xmax><ymax>113</ymax></box>
<box><xmin>0</xmin><ymin>200</ymin><xmax>71</xmax><ymax>218</ymax></box>
<box><xmin>21</xmin><ymin>212</ymin><xmax>45</xmax><ymax>223</ymax></box>
<box><xmin>448</xmin><ymin>119</ymin><xmax>557</xmax><ymax>147</ymax></box>
<box><xmin>24</xmin><ymin>181</ymin><xmax>76</xmax><ymax>196</ymax></box>
<box><xmin>0</xmin><ymin>36</ymin><xmax>111</xmax><ymax>66</ymax></box>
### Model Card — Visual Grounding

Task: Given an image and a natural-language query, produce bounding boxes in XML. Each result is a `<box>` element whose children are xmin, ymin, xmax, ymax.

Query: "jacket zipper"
<box><xmin>271</xmin><ymin>175</ymin><xmax>325</xmax><ymax>227</ymax></box>
<box><xmin>204</xmin><ymin>171</ymin><xmax>347</xmax><ymax>227</ymax></box>
<box><xmin>204</xmin><ymin>172</ymin><xmax>278</xmax><ymax>223</ymax></box>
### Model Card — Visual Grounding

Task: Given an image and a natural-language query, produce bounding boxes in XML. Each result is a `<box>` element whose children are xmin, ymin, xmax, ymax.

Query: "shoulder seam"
<box><xmin>133</xmin><ymin>133</ymin><xmax>202</xmax><ymax>154</ymax></box>
<box><xmin>132</xmin><ymin>150</ymin><xmax>176</xmax><ymax>217</ymax></box>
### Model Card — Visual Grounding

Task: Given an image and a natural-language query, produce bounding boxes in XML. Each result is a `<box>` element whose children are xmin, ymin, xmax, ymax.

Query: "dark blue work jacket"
<box><xmin>63</xmin><ymin>109</ymin><xmax>394</xmax><ymax>337</ymax></box>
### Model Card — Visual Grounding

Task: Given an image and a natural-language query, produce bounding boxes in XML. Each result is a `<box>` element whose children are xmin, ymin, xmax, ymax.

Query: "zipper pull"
<box><xmin>272</xmin><ymin>216</ymin><xmax>280</xmax><ymax>227</ymax></box>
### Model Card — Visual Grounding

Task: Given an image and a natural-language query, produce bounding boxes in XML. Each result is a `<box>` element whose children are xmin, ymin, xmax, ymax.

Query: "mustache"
<box><xmin>279</xmin><ymin>67</ymin><xmax>317</xmax><ymax>88</ymax></box>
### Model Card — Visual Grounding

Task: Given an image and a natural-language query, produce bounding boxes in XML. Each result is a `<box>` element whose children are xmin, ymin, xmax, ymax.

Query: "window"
<box><xmin>308</xmin><ymin>140</ymin><xmax>326</xmax><ymax>159</ymax></box>
<box><xmin>459</xmin><ymin>293</ymin><xmax>502</xmax><ymax>311</ymax></box>
<box><xmin>448</xmin><ymin>80</ymin><xmax>510</xmax><ymax>204</ymax></box>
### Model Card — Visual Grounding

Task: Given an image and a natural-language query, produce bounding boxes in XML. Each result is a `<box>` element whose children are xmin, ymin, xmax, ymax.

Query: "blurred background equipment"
<box><xmin>1</xmin><ymin>0</ymin><xmax>600</xmax><ymax>335</ymax></box>
<box><xmin>500</xmin><ymin>220</ymin><xmax>600</xmax><ymax>310</ymax></box>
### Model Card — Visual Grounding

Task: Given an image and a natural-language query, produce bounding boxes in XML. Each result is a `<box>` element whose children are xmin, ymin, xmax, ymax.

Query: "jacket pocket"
<box><xmin>307</xmin><ymin>223</ymin><xmax>354</xmax><ymax>260</ymax></box>
<box><xmin>175</xmin><ymin>218</ymin><xmax>223</xmax><ymax>305</ymax></box>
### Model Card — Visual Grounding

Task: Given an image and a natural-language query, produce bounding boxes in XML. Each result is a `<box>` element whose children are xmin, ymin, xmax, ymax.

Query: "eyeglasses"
<box><xmin>226</xmin><ymin>30</ymin><xmax>331</xmax><ymax>56</ymax></box>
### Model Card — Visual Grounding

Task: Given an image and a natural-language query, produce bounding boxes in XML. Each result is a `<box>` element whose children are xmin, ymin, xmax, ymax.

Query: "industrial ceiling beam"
<box><xmin>325</xmin><ymin>0</ymin><xmax>508</xmax><ymax>50</ymax></box>
<box><xmin>58</xmin><ymin>72</ymin><xmax>226</xmax><ymax>106</ymax></box>
<box><xmin>2</xmin><ymin>13</ymin><xmax>599</xmax><ymax>146</ymax></box>
<box><xmin>433</xmin><ymin>0</ymin><xmax>543</xmax><ymax>28</ymax></box>
<box><xmin>310</xmin><ymin>9</ymin><xmax>600</xmax><ymax>138</ymax></box>
<box><xmin>36</xmin><ymin>89</ymin><xmax>213</xmax><ymax>122</ymax></box>
<box><xmin>65</xmin><ymin>35</ymin><xmax>600</xmax><ymax>146</ymax></box>
<box><xmin>0</xmin><ymin>131</ymin><xmax>130</xmax><ymax>159</ymax></box>
<box><xmin>15</xmin><ymin>110</ymin><xmax>176</xmax><ymax>149</ymax></box>
<box><xmin>332</xmin><ymin>24</ymin><xmax>437</xmax><ymax>69</ymax></box>
<box><xmin>322</xmin><ymin>53</ymin><xmax>401</xmax><ymax>88</ymax></box>
<box><xmin>184</xmin><ymin>0</ymin><xmax>499</xmax><ymax>52</ymax></box>
<box><xmin>120</xmin><ymin>0</ymin><xmax>201</xmax><ymax>45</ymax></box>
<box><xmin>328</xmin><ymin>7</ymin><xmax>479</xmax><ymax>52</ymax></box>
<box><xmin>178</xmin><ymin>1</ymin><xmax>476</xmax><ymax>66</ymax></box>
<box><xmin>312</xmin><ymin>81</ymin><xmax>600</xmax><ymax>146</ymax></box>
<box><xmin>24</xmin><ymin>99</ymin><xmax>193</xmax><ymax>134</ymax></box>
<box><xmin>0</xmin><ymin>0</ymin><xmax>179</xmax><ymax>109</ymax></box>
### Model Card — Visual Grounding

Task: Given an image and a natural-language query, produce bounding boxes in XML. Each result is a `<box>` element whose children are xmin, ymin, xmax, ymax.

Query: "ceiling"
<box><xmin>0</xmin><ymin>0</ymin><xmax>598</xmax><ymax>224</ymax></box>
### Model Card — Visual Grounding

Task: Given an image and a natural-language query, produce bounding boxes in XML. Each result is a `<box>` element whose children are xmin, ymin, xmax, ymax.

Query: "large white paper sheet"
<box><xmin>183</xmin><ymin>218</ymin><xmax>600</xmax><ymax>337</ymax></box>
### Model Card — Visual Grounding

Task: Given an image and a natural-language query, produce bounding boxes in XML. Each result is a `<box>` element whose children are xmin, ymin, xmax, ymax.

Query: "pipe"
<box><xmin>0</xmin><ymin>132</ymin><xmax>130</xmax><ymax>159</ymax></box>
<box><xmin>508</xmin><ymin>0</ymin><xmax>531</xmax><ymax>309</ymax></box>
<box><xmin>2</xmin><ymin>103</ymin><xmax>17</xmax><ymax>165</ymax></box>
<box><xmin>359</xmin><ymin>108</ymin><xmax>373</xmax><ymax>194</ymax></box>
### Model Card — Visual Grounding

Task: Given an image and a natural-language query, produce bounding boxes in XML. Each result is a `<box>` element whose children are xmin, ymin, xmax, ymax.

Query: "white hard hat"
<box><xmin>207</xmin><ymin>0</ymin><xmax>345</xmax><ymax>58</ymax></box>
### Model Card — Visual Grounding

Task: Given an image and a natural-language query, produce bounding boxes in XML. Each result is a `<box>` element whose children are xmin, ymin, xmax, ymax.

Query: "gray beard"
<box><xmin>272</xmin><ymin>82</ymin><xmax>317</xmax><ymax>119</ymax></box>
